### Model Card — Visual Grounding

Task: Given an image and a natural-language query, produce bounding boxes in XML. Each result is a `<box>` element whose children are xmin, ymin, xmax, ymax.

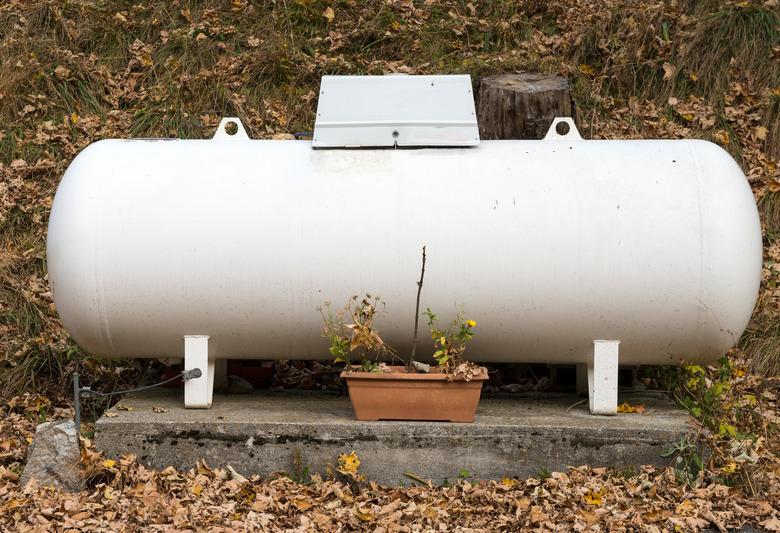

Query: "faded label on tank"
<box><xmin>309</xmin><ymin>149</ymin><xmax>393</xmax><ymax>174</ymax></box>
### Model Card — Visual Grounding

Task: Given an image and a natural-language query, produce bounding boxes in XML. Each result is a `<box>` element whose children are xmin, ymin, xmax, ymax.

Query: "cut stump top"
<box><xmin>480</xmin><ymin>73</ymin><xmax>570</xmax><ymax>94</ymax></box>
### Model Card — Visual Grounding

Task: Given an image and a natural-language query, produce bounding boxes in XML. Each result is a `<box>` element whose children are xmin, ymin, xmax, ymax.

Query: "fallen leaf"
<box><xmin>294</xmin><ymin>498</ymin><xmax>313</xmax><ymax>511</ymax></box>
<box><xmin>379</xmin><ymin>498</ymin><xmax>401</xmax><ymax>516</ymax></box>
<box><xmin>353</xmin><ymin>506</ymin><xmax>375</xmax><ymax>522</ymax></box>
<box><xmin>675</xmin><ymin>499</ymin><xmax>695</xmax><ymax>515</ymax></box>
<box><xmin>714</xmin><ymin>130</ymin><xmax>730</xmax><ymax>145</ymax></box>
<box><xmin>516</xmin><ymin>497</ymin><xmax>530</xmax><ymax>513</ymax></box>
<box><xmin>579</xmin><ymin>510</ymin><xmax>600</xmax><ymax>526</ymax></box>
<box><xmin>227</xmin><ymin>465</ymin><xmax>248</xmax><ymax>483</ymax></box>
<box><xmin>663</xmin><ymin>62</ymin><xmax>677</xmax><ymax>81</ymax></box>
<box><xmin>63</xmin><ymin>498</ymin><xmax>79</xmax><ymax>515</ymax></box>
<box><xmin>617</xmin><ymin>402</ymin><xmax>646</xmax><ymax>413</ymax></box>
<box><xmin>332</xmin><ymin>485</ymin><xmax>353</xmax><ymax>504</ymax></box>
<box><xmin>322</xmin><ymin>6</ymin><xmax>335</xmax><ymax>23</ymax></box>
<box><xmin>530</xmin><ymin>505</ymin><xmax>548</xmax><ymax>523</ymax></box>
<box><xmin>54</xmin><ymin>66</ymin><xmax>70</xmax><ymax>79</ymax></box>
<box><xmin>197</xmin><ymin>461</ymin><xmax>213</xmax><ymax>476</ymax></box>
<box><xmin>0</xmin><ymin>469</ymin><xmax>19</xmax><ymax>482</ymax></box>
<box><xmin>579</xmin><ymin>63</ymin><xmax>595</xmax><ymax>77</ymax></box>
<box><xmin>760</xmin><ymin>517</ymin><xmax>780</xmax><ymax>531</ymax></box>
<box><xmin>4</xmin><ymin>499</ymin><xmax>25</xmax><ymax>511</ymax></box>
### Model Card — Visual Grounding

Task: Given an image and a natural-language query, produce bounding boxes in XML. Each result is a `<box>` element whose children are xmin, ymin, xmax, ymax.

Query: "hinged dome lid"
<box><xmin>312</xmin><ymin>74</ymin><xmax>480</xmax><ymax>148</ymax></box>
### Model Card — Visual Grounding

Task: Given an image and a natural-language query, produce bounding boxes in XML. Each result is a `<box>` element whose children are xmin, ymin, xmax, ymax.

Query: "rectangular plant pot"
<box><xmin>341</xmin><ymin>366</ymin><xmax>488</xmax><ymax>423</ymax></box>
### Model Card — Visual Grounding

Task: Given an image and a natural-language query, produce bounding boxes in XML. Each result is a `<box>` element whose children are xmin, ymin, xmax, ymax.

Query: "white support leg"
<box><xmin>184</xmin><ymin>335</ymin><xmax>214</xmax><ymax>409</ymax></box>
<box><xmin>587</xmin><ymin>340</ymin><xmax>620</xmax><ymax>415</ymax></box>
<box><xmin>576</xmin><ymin>363</ymin><xmax>588</xmax><ymax>396</ymax></box>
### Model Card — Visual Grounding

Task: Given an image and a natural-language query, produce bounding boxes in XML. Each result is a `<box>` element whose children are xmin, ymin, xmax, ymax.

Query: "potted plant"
<box><xmin>318</xmin><ymin>248</ymin><xmax>488</xmax><ymax>422</ymax></box>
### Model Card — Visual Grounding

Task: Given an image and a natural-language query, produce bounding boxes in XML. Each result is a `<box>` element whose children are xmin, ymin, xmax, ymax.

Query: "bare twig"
<box><xmin>403</xmin><ymin>470</ymin><xmax>432</xmax><ymax>488</ymax></box>
<box><xmin>409</xmin><ymin>246</ymin><xmax>427</xmax><ymax>368</ymax></box>
<box><xmin>565</xmin><ymin>399</ymin><xmax>587</xmax><ymax>413</ymax></box>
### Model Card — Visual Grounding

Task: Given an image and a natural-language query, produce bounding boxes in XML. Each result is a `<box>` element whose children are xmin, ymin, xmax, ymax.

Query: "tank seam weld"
<box><xmin>691</xmin><ymin>142</ymin><xmax>706</xmax><ymax>354</ymax></box>
<box><xmin>94</xmin><ymin>175</ymin><xmax>115</xmax><ymax>355</ymax></box>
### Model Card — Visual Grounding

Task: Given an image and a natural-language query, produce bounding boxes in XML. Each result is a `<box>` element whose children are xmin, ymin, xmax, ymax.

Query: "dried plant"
<box><xmin>319</xmin><ymin>295</ymin><xmax>394</xmax><ymax>373</ymax></box>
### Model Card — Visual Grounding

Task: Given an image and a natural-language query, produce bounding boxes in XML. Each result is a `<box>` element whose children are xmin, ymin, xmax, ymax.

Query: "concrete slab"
<box><xmin>95</xmin><ymin>390</ymin><xmax>691</xmax><ymax>484</ymax></box>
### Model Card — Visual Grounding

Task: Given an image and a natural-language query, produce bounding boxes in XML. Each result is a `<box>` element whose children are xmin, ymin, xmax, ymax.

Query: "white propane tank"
<box><xmin>46</xmin><ymin>75</ymin><xmax>762</xmax><ymax>411</ymax></box>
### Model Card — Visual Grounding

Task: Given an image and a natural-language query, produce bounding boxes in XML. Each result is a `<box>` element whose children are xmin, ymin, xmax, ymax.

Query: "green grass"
<box><xmin>672</xmin><ymin>5</ymin><xmax>779</xmax><ymax>100</ymax></box>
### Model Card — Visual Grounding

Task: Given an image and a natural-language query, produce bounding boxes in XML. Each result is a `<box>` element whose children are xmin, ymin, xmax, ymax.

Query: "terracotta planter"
<box><xmin>341</xmin><ymin>366</ymin><xmax>488</xmax><ymax>422</ymax></box>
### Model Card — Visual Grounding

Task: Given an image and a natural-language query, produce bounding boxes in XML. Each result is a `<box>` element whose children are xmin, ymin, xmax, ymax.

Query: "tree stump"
<box><xmin>476</xmin><ymin>73</ymin><xmax>574</xmax><ymax>140</ymax></box>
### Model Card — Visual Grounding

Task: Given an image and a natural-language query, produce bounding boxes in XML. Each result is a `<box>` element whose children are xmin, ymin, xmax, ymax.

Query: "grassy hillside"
<box><xmin>0</xmin><ymin>0</ymin><xmax>778</xmax><ymax>398</ymax></box>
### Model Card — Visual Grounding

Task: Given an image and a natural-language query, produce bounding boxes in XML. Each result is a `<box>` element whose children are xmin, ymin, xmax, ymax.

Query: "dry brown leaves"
<box><xmin>0</xmin><ymin>385</ymin><xmax>774</xmax><ymax>531</ymax></box>
<box><xmin>0</xmin><ymin>389</ymin><xmax>774</xmax><ymax>531</ymax></box>
<box><xmin>1</xmin><ymin>440</ymin><xmax>779</xmax><ymax>532</ymax></box>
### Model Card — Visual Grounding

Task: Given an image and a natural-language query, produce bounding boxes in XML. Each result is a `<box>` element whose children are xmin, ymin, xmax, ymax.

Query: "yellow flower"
<box><xmin>579</xmin><ymin>63</ymin><xmax>596</xmax><ymax>76</ymax></box>
<box><xmin>583</xmin><ymin>488</ymin><xmax>604</xmax><ymax>505</ymax></box>
<box><xmin>466</xmin><ymin>319</ymin><xmax>477</xmax><ymax>328</ymax></box>
<box><xmin>338</xmin><ymin>451</ymin><xmax>360</xmax><ymax>474</ymax></box>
